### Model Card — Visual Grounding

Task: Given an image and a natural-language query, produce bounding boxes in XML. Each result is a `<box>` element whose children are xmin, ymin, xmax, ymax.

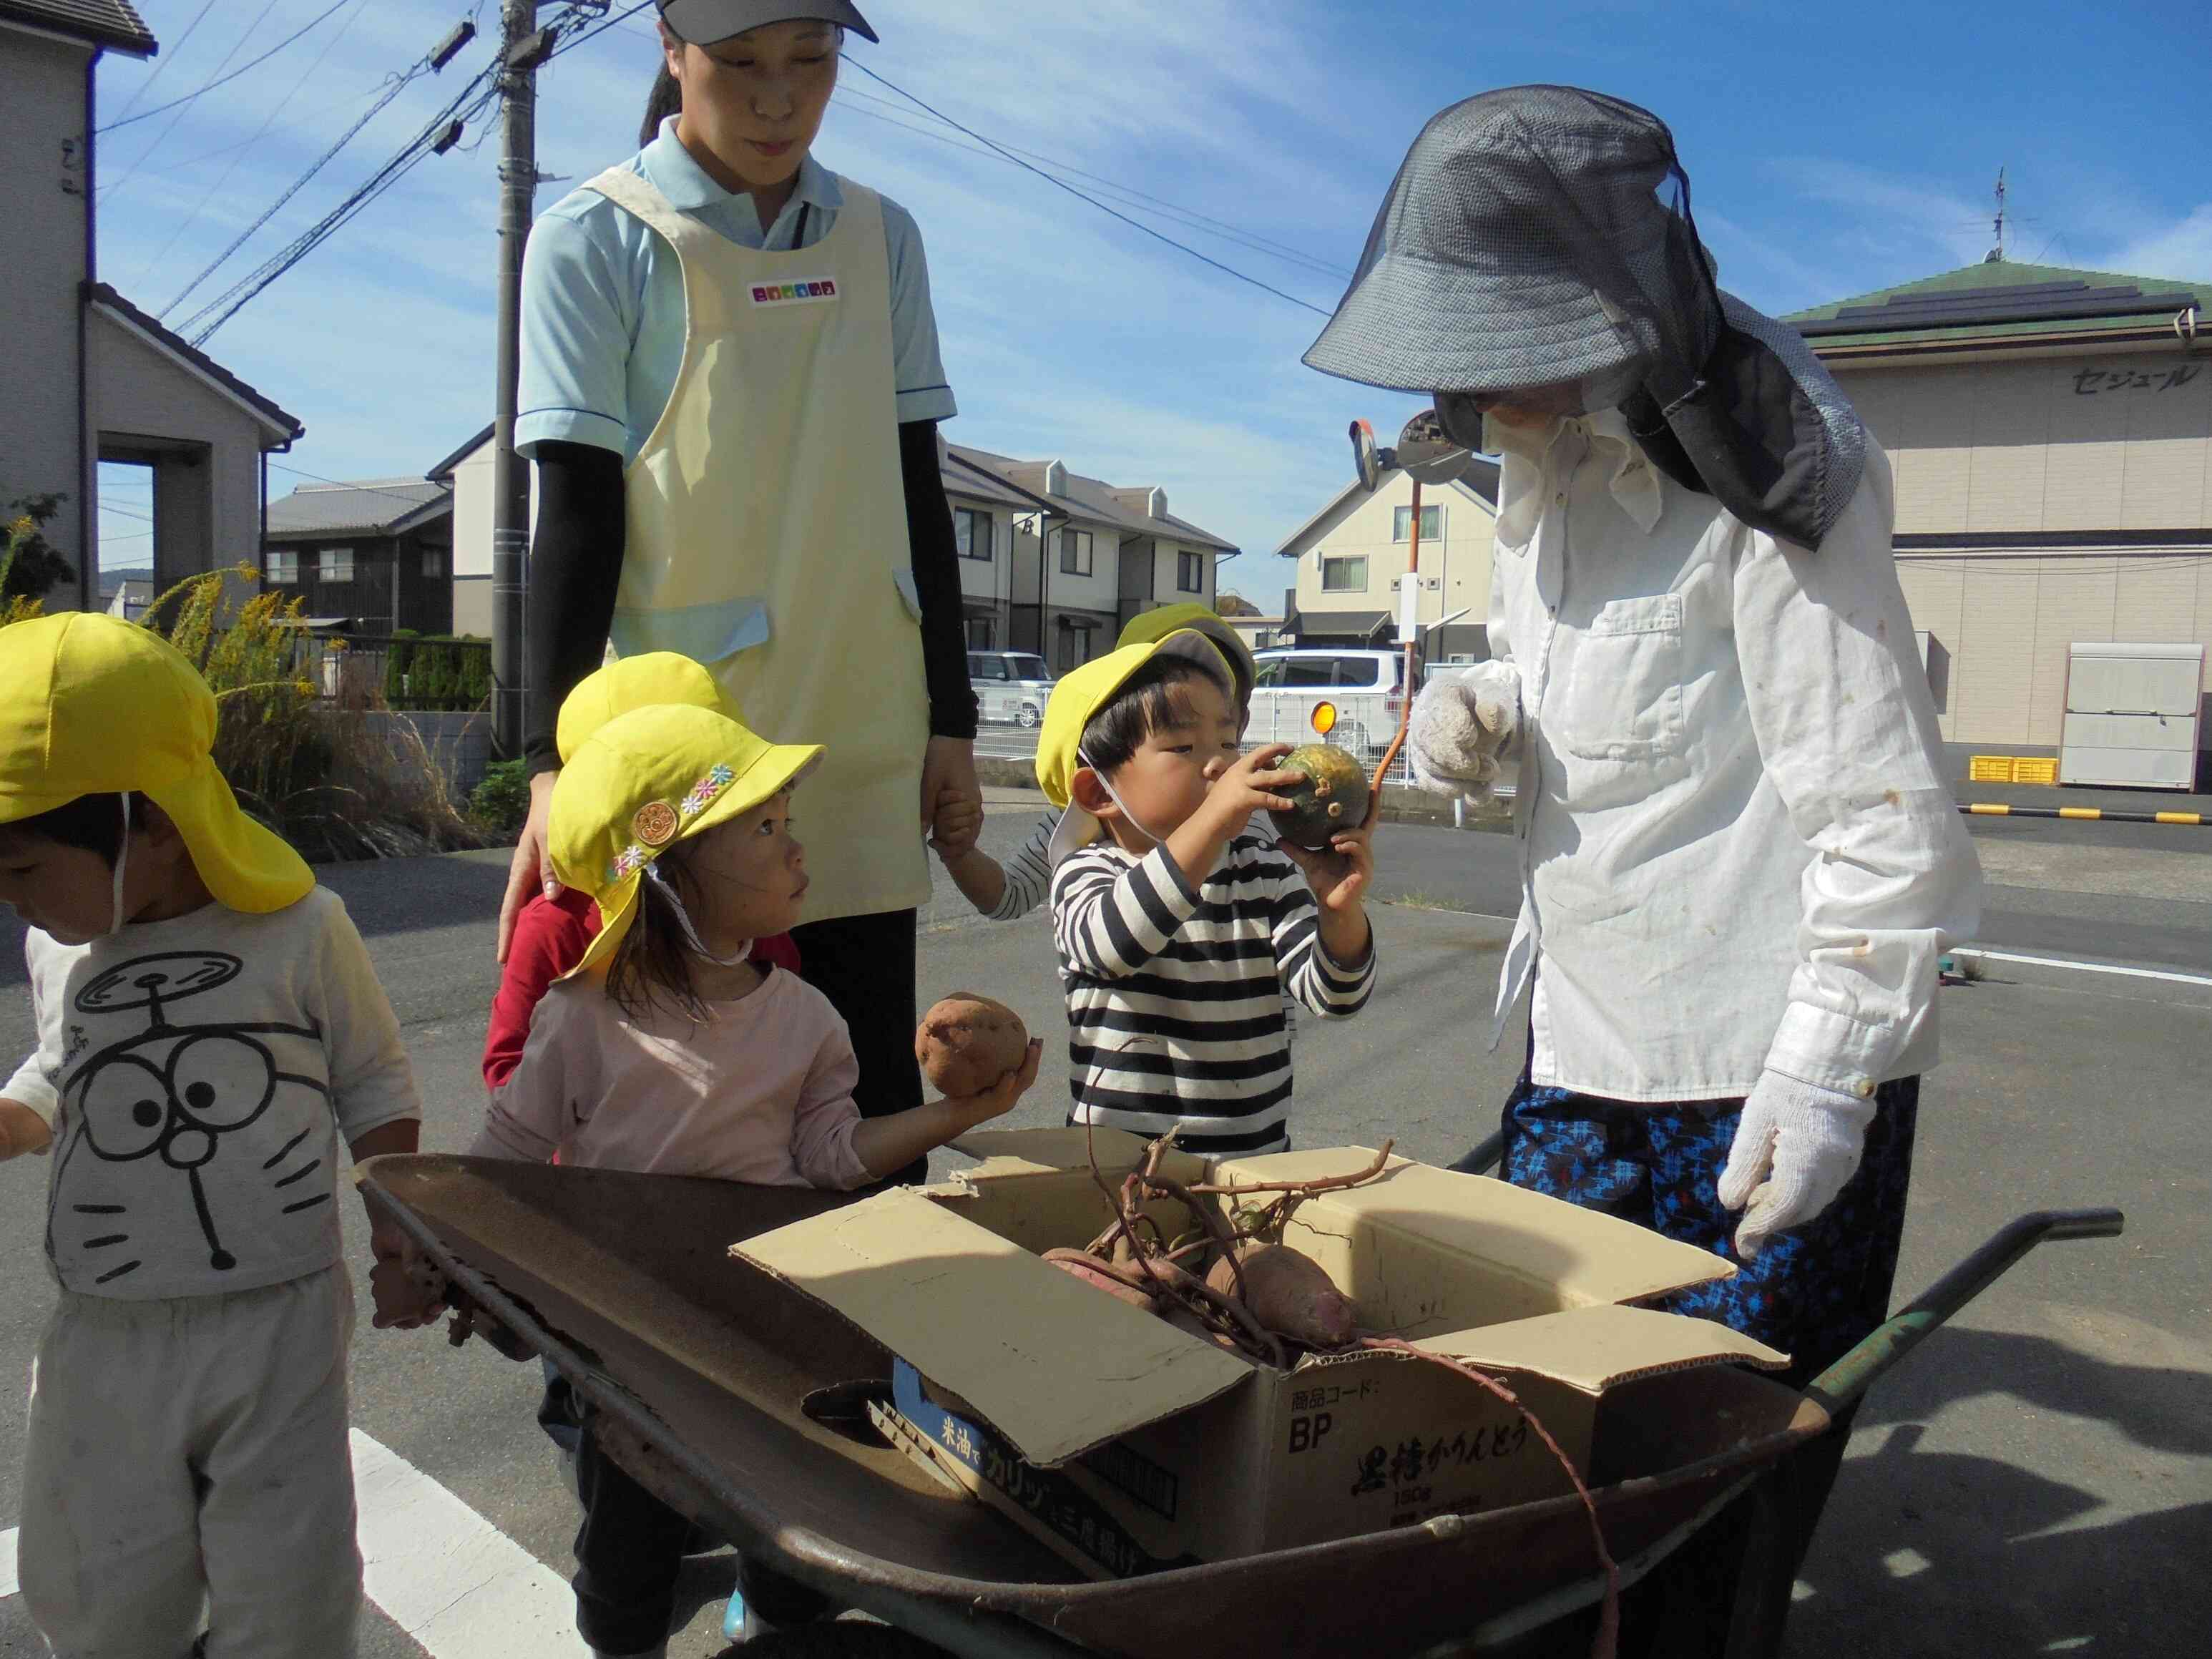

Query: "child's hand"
<box><xmin>368</xmin><ymin>1214</ymin><xmax>449</xmax><ymax>1331</ymax></box>
<box><xmin>946</xmin><ymin>1038</ymin><xmax>1044</xmax><ymax>1130</ymax></box>
<box><xmin>1280</xmin><ymin>820</ymin><xmax>1375</xmax><ymax>917</ymax></box>
<box><xmin>929</xmin><ymin>785</ymin><xmax>984</xmax><ymax>859</ymax></box>
<box><xmin>0</xmin><ymin>1100</ymin><xmax>53</xmax><ymax>1162</ymax></box>
<box><xmin>1204</xmin><ymin>745</ymin><xmax>1306</xmax><ymax>836</ymax></box>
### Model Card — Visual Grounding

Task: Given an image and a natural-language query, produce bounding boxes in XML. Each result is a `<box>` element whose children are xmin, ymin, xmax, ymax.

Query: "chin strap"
<box><xmin>1079</xmin><ymin>749</ymin><xmax>1169</xmax><ymax>850</ymax></box>
<box><xmin>108</xmin><ymin>794</ymin><xmax>133</xmax><ymax>937</ymax></box>
<box><xmin>646</xmin><ymin>863</ymin><xmax>755</xmax><ymax>968</ymax></box>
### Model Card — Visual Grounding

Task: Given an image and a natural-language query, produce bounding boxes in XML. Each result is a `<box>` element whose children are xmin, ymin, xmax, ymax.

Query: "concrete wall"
<box><xmin>1836</xmin><ymin>349</ymin><xmax>2211</xmax><ymax>536</ymax></box>
<box><xmin>1</xmin><ymin>25</ymin><xmax>92</xmax><ymax>579</ymax></box>
<box><xmin>1286</xmin><ymin>473</ymin><xmax>1496</xmax><ymax>635</ymax></box>
<box><xmin>88</xmin><ymin>308</ymin><xmax>267</xmax><ymax>586</ymax></box>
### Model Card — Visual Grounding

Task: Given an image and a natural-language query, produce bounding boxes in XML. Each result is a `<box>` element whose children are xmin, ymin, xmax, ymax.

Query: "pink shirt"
<box><xmin>471</xmin><ymin>966</ymin><xmax>873</xmax><ymax>1190</ymax></box>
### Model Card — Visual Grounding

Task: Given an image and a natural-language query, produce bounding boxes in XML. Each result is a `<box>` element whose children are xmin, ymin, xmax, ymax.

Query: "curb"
<box><xmin>1949</xmin><ymin>945</ymin><xmax>2212</xmax><ymax>1008</ymax></box>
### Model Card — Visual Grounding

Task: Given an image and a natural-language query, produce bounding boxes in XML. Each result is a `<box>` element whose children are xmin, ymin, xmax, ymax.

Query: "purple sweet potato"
<box><xmin>915</xmin><ymin>993</ymin><xmax>1029</xmax><ymax>1097</ymax></box>
<box><xmin>1206</xmin><ymin>1243</ymin><xmax>1359</xmax><ymax>1349</ymax></box>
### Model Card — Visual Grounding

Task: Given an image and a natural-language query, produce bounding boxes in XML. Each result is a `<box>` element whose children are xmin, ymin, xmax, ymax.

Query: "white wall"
<box><xmin>1</xmin><ymin>26</ymin><xmax>92</xmax><ymax>578</ymax></box>
<box><xmin>1286</xmin><ymin>473</ymin><xmax>1495</xmax><ymax>630</ymax></box>
<box><xmin>1151</xmin><ymin>539</ymin><xmax>1213</xmax><ymax>606</ymax></box>
<box><xmin>448</xmin><ymin>435</ymin><xmax>539</xmax><ymax>638</ymax></box>
<box><xmin>1038</xmin><ymin>517</ymin><xmax>1122</xmax><ymax>614</ymax></box>
<box><xmin>950</xmin><ymin>494</ymin><xmax>1012</xmax><ymax>607</ymax></box>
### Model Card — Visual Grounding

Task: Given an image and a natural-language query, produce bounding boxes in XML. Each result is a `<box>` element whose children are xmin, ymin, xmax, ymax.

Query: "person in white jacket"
<box><xmin>1303</xmin><ymin>85</ymin><xmax>1981</xmax><ymax>1638</ymax></box>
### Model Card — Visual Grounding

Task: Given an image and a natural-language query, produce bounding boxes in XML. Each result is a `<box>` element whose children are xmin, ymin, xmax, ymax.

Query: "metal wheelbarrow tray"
<box><xmin>360</xmin><ymin>1155</ymin><xmax>2119</xmax><ymax>1659</ymax></box>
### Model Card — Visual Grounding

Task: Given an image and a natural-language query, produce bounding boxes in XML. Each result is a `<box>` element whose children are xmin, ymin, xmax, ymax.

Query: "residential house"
<box><xmin>1275</xmin><ymin>461</ymin><xmax>1500</xmax><ymax>662</ymax></box>
<box><xmin>941</xmin><ymin>439</ymin><xmax>1042</xmax><ymax>650</ymax></box>
<box><xmin>427</xmin><ymin>424</ymin><xmax>537</xmax><ymax>640</ymax></box>
<box><xmin>949</xmin><ymin>446</ymin><xmax>1240</xmax><ymax>672</ymax></box>
<box><xmin>3</xmin><ymin>1</ymin><xmax>304</xmax><ymax>609</ymax></box>
<box><xmin>263</xmin><ymin>477</ymin><xmax>456</xmax><ymax>634</ymax></box>
<box><xmin>1215</xmin><ymin>591</ymin><xmax>1285</xmax><ymax>654</ymax></box>
<box><xmin>1784</xmin><ymin>259</ymin><xmax>2211</xmax><ymax>777</ymax></box>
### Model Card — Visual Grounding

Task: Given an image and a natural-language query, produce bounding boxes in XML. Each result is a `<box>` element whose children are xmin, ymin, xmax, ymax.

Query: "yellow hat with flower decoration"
<box><xmin>549</xmin><ymin>703</ymin><xmax>821</xmax><ymax>979</ymax></box>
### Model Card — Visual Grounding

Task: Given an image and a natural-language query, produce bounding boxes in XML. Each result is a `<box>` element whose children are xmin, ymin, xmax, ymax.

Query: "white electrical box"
<box><xmin>2057</xmin><ymin>642</ymin><xmax>2205</xmax><ymax>790</ymax></box>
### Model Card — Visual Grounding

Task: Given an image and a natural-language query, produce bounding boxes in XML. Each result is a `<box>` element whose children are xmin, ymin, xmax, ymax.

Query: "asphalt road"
<box><xmin>0</xmin><ymin>816</ymin><xmax>2206</xmax><ymax>1655</ymax></box>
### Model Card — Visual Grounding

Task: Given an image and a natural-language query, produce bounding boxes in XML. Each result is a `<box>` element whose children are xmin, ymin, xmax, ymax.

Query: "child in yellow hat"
<box><xmin>0</xmin><ymin>613</ymin><xmax>424</xmax><ymax>1656</ymax></box>
<box><xmin>926</xmin><ymin>604</ymin><xmax>1258</xmax><ymax>921</ymax></box>
<box><xmin>1036</xmin><ymin>630</ymin><xmax>1377</xmax><ymax>1158</ymax></box>
<box><xmin>482</xmin><ymin>652</ymin><xmax>803</xmax><ymax>1090</ymax></box>
<box><xmin>461</xmin><ymin>700</ymin><xmax>1039</xmax><ymax>1659</ymax></box>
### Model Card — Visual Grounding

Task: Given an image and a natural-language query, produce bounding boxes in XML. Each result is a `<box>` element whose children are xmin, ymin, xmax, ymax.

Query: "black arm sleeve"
<box><xmin>522</xmin><ymin>441</ymin><xmax>626</xmax><ymax>773</ymax></box>
<box><xmin>901</xmin><ymin>419</ymin><xmax>979</xmax><ymax>741</ymax></box>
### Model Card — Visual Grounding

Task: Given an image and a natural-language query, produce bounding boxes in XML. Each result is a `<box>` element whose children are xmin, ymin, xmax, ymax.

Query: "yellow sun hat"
<box><xmin>1034</xmin><ymin>629</ymin><xmax>1233</xmax><ymax>867</ymax></box>
<box><xmin>549</xmin><ymin>702</ymin><xmax>822</xmax><ymax>979</ymax></box>
<box><xmin>1117</xmin><ymin>603</ymin><xmax>1255</xmax><ymax>709</ymax></box>
<box><xmin>0</xmin><ymin>612</ymin><xmax>313</xmax><ymax>913</ymax></box>
<box><xmin>554</xmin><ymin>652</ymin><xmax>735</xmax><ymax>765</ymax></box>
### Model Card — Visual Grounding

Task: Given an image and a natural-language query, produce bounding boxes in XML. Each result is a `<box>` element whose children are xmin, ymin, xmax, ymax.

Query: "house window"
<box><xmin>1055</xmin><ymin>620</ymin><xmax>1095</xmax><ymax>672</ymax></box>
<box><xmin>422</xmin><ymin>548</ymin><xmax>446</xmax><ymax>579</ymax></box>
<box><xmin>1321</xmin><ymin>555</ymin><xmax>1367</xmax><ymax>592</ymax></box>
<box><xmin>956</xmin><ymin>509</ymin><xmax>992</xmax><ymax>562</ymax></box>
<box><xmin>320</xmin><ymin>547</ymin><xmax>355</xmax><ymax>584</ymax></box>
<box><xmin>964</xmin><ymin>616</ymin><xmax>994</xmax><ymax>650</ymax></box>
<box><xmin>265</xmin><ymin>550</ymin><xmax>298</xmax><ymax>584</ymax></box>
<box><xmin>1393</xmin><ymin>504</ymin><xmax>1443</xmax><ymax>543</ymax></box>
<box><xmin>1177</xmin><ymin>551</ymin><xmax>1203</xmax><ymax>592</ymax></box>
<box><xmin>1059</xmin><ymin>529</ymin><xmax>1094</xmax><ymax>577</ymax></box>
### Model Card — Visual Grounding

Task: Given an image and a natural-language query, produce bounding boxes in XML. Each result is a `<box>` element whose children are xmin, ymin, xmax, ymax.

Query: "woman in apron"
<box><xmin>499</xmin><ymin>0</ymin><xmax>978</xmax><ymax>1205</ymax></box>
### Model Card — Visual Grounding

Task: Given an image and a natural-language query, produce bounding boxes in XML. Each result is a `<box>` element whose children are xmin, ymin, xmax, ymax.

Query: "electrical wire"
<box><xmin>836</xmin><ymin>57</ymin><xmax>1333</xmax><ymax>318</ymax></box>
<box><xmin>142</xmin><ymin>0</ymin><xmax>377</xmax><ymax>308</ymax></box>
<box><xmin>100</xmin><ymin>0</ymin><xmax>286</xmax><ymax>202</ymax></box>
<box><xmin>269</xmin><ymin>461</ymin><xmax>451</xmax><ymax>504</ymax></box>
<box><xmin>99</xmin><ymin>0</ymin><xmax>358</xmax><ymax>133</ymax></box>
<box><xmin>104</xmin><ymin>0</ymin><xmax>220</xmax><ymax>127</ymax></box>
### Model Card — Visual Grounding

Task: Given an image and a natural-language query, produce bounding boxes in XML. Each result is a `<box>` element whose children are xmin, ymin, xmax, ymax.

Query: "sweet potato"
<box><xmin>1043</xmin><ymin>1248</ymin><xmax>1160</xmax><ymax>1314</ymax></box>
<box><xmin>915</xmin><ymin>993</ymin><xmax>1029</xmax><ymax>1097</ymax></box>
<box><xmin>1206</xmin><ymin>1243</ymin><xmax>1359</xmax><ymax>1350</ymax></box>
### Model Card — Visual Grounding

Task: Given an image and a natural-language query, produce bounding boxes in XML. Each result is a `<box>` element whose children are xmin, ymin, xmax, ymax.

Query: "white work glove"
<box><xmin>1407</xmin><ymin>662</ymin><xmax>1519</xmax><ymax>803</ymax></box>
<box><xmin>1718</xmin><ymin>1072</ymin><xmax>1876</xmax><ymax>1257</ymax></box>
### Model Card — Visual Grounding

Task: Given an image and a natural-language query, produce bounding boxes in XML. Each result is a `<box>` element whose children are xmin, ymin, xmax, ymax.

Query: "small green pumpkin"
<box><xmin>1268</xmin><ymin>744</ymin><xmax>1371</xmax><ymax>850</ymax></box>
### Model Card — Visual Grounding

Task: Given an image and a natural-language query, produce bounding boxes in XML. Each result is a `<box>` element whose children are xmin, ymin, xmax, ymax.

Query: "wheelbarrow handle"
<box><xmin>1805</xmin><ymin>1206</ymin><xmax>2125</xmax><ymax>1415</ymax></box>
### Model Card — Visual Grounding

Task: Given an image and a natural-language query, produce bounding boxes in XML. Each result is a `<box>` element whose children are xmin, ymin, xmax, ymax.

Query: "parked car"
<box><xmin>1246</xmin><ymin>647</ymin><xmax>1422</xmax><ymax>761</ymax></box>
<box><xmin>968</xmin><ymin>650</ymin><xmax>1056</xmax><ymax>728</ymax></box>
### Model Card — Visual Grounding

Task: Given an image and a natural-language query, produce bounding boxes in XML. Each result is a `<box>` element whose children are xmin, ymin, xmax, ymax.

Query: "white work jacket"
<box><xmin>1488</xmin><ymin>410</ymin><xmax>1982</xmax><ymax>1103</ymax></box>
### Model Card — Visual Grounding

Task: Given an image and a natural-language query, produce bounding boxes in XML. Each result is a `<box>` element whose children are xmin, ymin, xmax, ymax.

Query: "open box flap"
<box><xmin>1411</xmin><ymin>1303</ymin><xmax>1791</xmax><ymax>1391</ymax></box>
<box><xmin>949</xmin><ymin>1126</ymin><xmax>1212</xmax><ymax>1188</ymax></box>
<box><xmin>1210</xmin><ymin>1149</ymin><xmax>1739</xmax><ymax>1307</ymax></box>
<box><xmin>734</xmin><ymin>1186</ymin><xmax>1251</xmax><ymax>1468</ymax></box>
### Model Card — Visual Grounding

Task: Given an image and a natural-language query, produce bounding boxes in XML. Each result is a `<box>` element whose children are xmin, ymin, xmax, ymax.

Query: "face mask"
<box><xmin>1080</xmin><ymin>750</ymin><xmax>1168</xmax><ymax>849</ymax></box>
<box><xmin>646</xmin><ymin>861</ymin><xmax>755</xmax><ymax>968</ymax></box>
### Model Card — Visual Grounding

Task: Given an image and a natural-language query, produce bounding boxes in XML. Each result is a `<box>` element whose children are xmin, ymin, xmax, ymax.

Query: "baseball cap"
<box><xmin>657</xmin><ymin>0</ymin><xmax>876</xmax><ymax>44</ymax></box>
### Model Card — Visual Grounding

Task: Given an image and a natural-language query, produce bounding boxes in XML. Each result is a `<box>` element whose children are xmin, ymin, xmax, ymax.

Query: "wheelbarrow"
<box><xmin>360</xmin><ymin>1151</ymin><xmax>2120</xmax><ymax>1659</ymax></box>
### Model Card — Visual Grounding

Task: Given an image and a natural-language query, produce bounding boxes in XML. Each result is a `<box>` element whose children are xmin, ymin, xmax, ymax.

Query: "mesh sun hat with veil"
<box><xmin>1304</xmin><ymin>85</ymin><xmax>1866</xmax><ymax>550</ymax></box>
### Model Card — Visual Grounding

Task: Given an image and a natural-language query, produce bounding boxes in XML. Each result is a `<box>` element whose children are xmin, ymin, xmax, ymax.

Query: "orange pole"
<box><xmin>1368</xmin><ymin>478</ymin><xmax>1422</xmax><ymax>806</ymax></box>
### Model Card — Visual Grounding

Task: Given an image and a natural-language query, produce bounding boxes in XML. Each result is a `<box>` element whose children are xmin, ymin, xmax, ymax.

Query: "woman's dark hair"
<box><xmin>603</xmin><ymin>835</ymin><xmax>718</xmax><ymax>1024</ymax></box>
<box><xmin>0</xmin><ymin>793</ymin><xmax>148</xmax><ymax>866</ymax></box>
<box><xmin>1079</xmin><ymin>660</ymin><xmax>1225</xmax><ymax>780</ymax></box>
<box><xmin>641</xmin><ymin>63</ymin><xmax>683</xmax><ymax>146</ymax></box>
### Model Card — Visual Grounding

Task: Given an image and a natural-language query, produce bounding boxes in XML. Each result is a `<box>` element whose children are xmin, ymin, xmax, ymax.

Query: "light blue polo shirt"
<box><xmin>516</xmin><ymin>117</ymin><xmax>956</xmax><ymax>462</ymax></box>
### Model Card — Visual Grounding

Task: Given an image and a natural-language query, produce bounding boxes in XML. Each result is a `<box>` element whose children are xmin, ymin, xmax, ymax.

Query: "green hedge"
<box><xmin>383</xmin><ymin>631</ymin><xmax>491</xmax><ymax>712</ymax></box>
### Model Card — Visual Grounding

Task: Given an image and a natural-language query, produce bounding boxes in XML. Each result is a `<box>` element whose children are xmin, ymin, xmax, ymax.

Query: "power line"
<box><xmin>100</xmin><ymin>0</ymin><xmax>286</xmax><ymax>202</ymax></box>
<box><xmin>269</xmin><ymin>462</ymin><xmax>451</xmax><ymax>504</ymax></box>
<box><xmin>104</xmin><ymin>0</ymin><xmax>220</xmax><ymax>127</ymax></box>
<box><xmin>836</xmin><ymin>57</ymin><xmax>1333</xmax><ymax>318</ymax></box>
<box><xmin>141</xmin><ymin>0</ymin><xmax>377</xmax><ymax>305</ymax></box>
<box><xmin>97</xmin><ymin>0</ymin><xmax>356</xmax><ymax>134</ymax></box>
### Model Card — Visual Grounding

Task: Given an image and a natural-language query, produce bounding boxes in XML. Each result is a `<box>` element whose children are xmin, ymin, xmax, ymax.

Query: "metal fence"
<box><xmin>297</xmin><ymin>633</ymin><xmax>493</xmax><ymax>713</ymax></box>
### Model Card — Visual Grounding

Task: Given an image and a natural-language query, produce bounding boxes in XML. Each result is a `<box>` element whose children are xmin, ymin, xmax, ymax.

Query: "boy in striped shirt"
<box><xmin>1039</xmin><ymin>630</ymin><xmax>1378</xmax><ymax>1155</ymax></box>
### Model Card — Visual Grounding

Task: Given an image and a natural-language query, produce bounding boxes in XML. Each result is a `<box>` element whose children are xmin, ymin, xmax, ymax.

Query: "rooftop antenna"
<box><xmin>1985</xmin><ymin>167</ymin><xmax>2007</xmax><ymax>263</ymax></box>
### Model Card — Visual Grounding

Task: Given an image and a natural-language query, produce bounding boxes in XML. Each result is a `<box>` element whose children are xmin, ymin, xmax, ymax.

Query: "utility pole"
<box><xmin>491</xmin><ymin>0</ymin><xmax>557</xmax><ymax>758</ymax></box>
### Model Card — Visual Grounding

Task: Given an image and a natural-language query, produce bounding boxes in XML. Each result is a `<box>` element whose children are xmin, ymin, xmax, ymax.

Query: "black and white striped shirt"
<box><xmin>1051</xmin><ymin>836</ymin><xmax>1376</xmax><ymax>1155</ymax></box>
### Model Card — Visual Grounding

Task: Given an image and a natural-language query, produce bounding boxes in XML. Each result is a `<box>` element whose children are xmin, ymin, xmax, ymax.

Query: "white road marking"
<box><xmin>1950</xmin><ymin>946</ymin><xmax>2212</xmax><ymax>989</ymax></box>
<box><xmin>350</xmin><ymin>1429</ymin><xmax>590</xmax><ymax>1656</ymax></box>
<box><xmin>1</xmin><ymin>1438</ymin><xmax>587</xmax><ymax>1656</ymax></box>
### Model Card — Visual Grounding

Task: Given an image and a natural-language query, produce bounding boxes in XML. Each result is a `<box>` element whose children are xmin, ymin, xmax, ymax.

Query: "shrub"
<box><xmin>469</xmin><ymin>759</ymin><xmax>532</xmax><ymax>836</ymax></box>
<box><xmin>1</xmin><ymin>493</ymin><xmax>76</xmax><ymax>602</ymax></box>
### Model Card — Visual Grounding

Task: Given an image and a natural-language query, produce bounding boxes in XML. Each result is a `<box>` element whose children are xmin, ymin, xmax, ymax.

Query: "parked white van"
<box><xmin>1246</xmin><ymin>647</ymin><xmax>1421</xmax><ymax>761</ymax></box>
<box><xmin>967</xmin><ymin>650</ymin><xmax>1056</xmax><ymax>728</ymax></box>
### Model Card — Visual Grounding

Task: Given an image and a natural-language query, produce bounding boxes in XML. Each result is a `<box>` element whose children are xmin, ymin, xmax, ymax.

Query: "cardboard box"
<box><xmin>735</xmin><ymin>1128</ymin><xmax>1786</xmax><ymax>1580</ymax></box>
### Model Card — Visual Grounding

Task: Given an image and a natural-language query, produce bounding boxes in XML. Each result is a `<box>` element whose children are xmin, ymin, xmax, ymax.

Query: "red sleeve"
<box><xmin>483</xmin><ymin>891</ymin><xmax>600</xmax><ymax>1090</ymax></box>
<box><xmin>755</xmin><ymin>932</ymin><xmax>803</xmax><ymax>978</ymax></box>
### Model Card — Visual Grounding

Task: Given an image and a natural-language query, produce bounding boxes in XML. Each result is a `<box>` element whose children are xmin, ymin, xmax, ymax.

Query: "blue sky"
<box><xmin>91</xmin><ymin>0</ymin><xmax>2212</xmax><ymax>606</ymax></box>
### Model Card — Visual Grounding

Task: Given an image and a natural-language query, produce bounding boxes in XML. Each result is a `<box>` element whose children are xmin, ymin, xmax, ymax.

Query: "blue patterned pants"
<box><xmin>1499</xmin><ymin>1073</ymin><xmax>1919</xmax><ymax>1387</ymax></box>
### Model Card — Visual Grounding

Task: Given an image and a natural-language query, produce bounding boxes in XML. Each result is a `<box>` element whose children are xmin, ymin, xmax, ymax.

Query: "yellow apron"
<box><xmin>584</xmin><ymin>167</ymin><xmax>930</xmax><ymax>924</ymax></box>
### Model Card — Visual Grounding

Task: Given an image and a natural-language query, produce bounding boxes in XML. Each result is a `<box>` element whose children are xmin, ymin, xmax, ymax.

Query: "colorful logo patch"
<box><xmin>749</xmin><ymin>278</ymin><xmax>839</xmax><ymax>307</ymax></box>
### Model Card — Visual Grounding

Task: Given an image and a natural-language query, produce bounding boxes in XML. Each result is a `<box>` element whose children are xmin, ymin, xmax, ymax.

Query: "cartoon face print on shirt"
<box><xmin>47</xmin><ymin>951</ymin><xmax>330</xmax><ymax>1283</ymax></box>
